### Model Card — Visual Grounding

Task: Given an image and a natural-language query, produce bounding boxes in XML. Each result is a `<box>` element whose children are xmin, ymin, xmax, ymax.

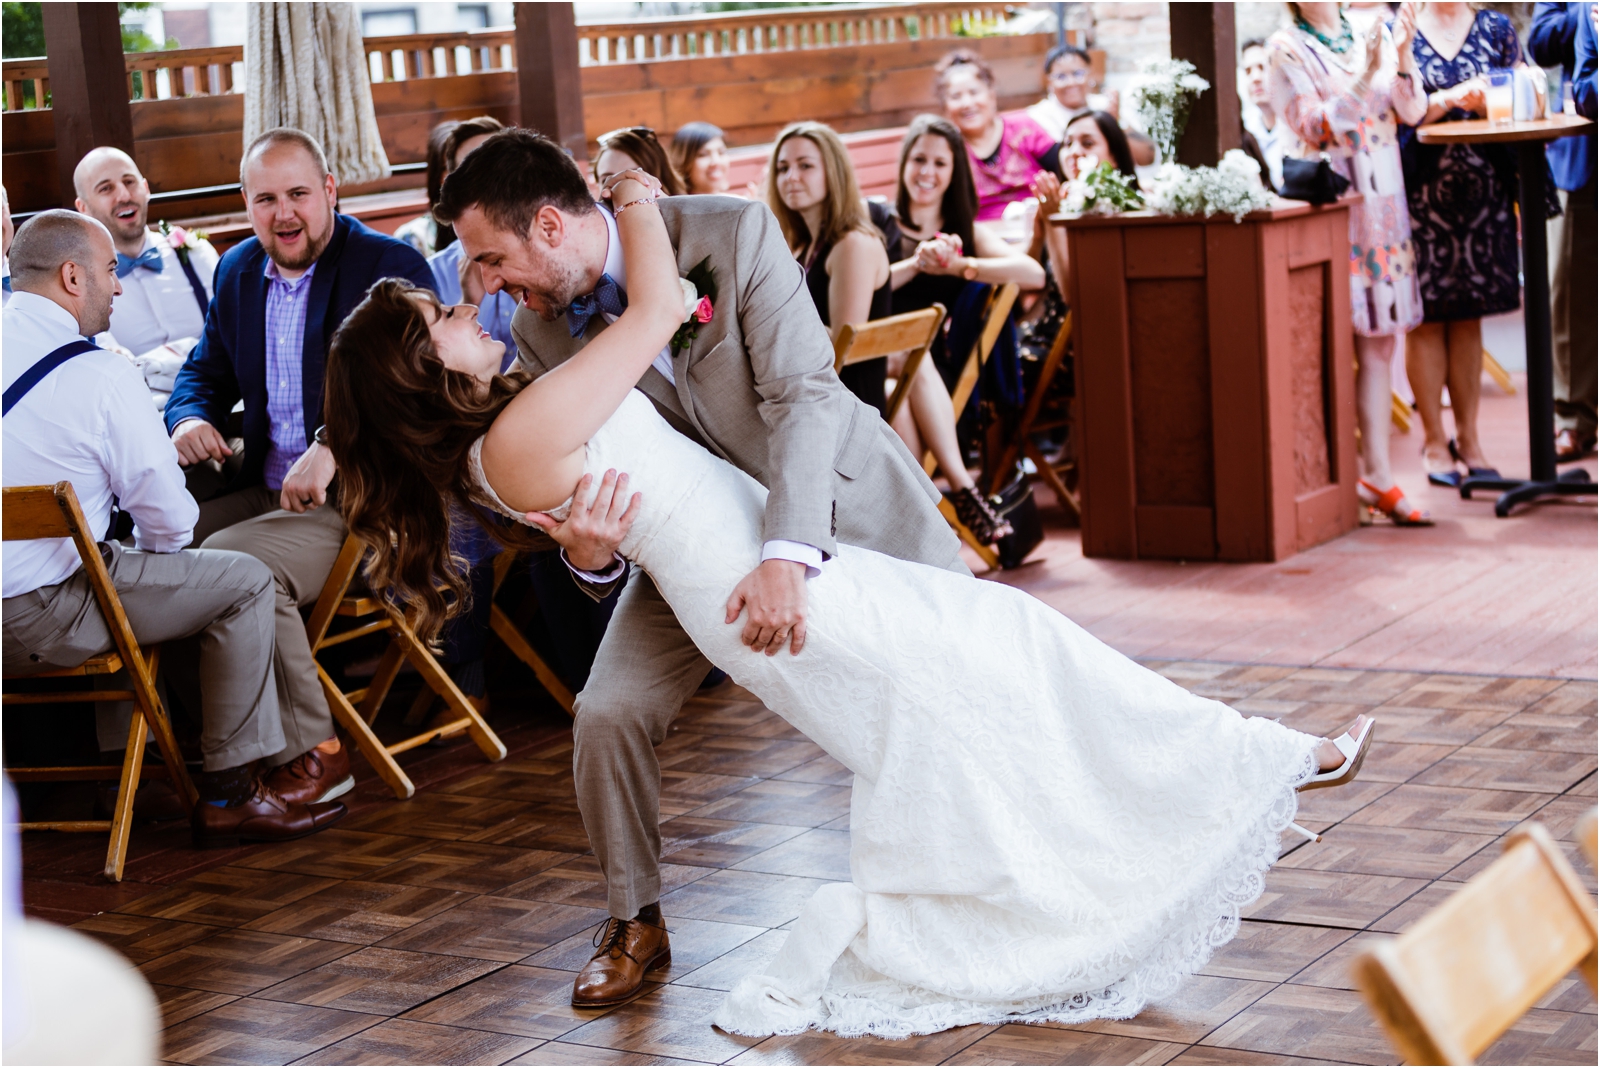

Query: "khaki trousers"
<box><xmin>2</xmin><ymin>543</ymin><xmax>285</xmax><ymax>771</ymax></box>
<box><xmin>1550</xmin><ymin>181</ymin><xmax>1597</xmax><ymax>440</ymax></box>
<box><xmin>179</xmin><ymin>484</ymin><xmax>345</xmax><ymax>764</ymax></box>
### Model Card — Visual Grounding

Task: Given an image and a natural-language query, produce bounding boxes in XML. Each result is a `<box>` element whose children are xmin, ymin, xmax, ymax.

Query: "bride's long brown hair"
<box><xmin>325</xmin><ymin>278</ymin><xmax>542</xmax><ymax>639</ymax></box>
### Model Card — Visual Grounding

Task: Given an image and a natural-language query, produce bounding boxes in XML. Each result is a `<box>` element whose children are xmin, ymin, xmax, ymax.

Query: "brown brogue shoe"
<box><xmin>571</xmin><ymin>914</ymin><xmax>671</xmax><ymax>1008</ymax></box>
<box><xmin>265</xmin><ymin>744</ymin><xmax>354</xmax><ymax>807</ymax></box>
<box><xmin>191</xmin><ymin>781</ymin><xmax>346</xmax><ymax>848</ymax></box>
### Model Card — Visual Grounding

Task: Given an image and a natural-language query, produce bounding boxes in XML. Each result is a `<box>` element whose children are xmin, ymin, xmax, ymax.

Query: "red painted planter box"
<box><xmin>1057</xmin><ymin>200</ymin><xmax>1359</xmax><ymax>562</ymax></box>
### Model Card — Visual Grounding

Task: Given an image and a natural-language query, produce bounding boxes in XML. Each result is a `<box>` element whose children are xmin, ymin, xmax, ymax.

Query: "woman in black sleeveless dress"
<box><xmin>881</xmin><ymin>116</ymin><xmax>1046</xmax><ymax>543</ymax></box>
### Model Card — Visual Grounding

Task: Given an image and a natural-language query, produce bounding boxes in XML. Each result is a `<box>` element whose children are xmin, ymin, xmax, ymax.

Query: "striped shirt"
<box><xmin>262</xmin><ymin>259</ymin><xmax>316</xmax><ymax>490</ymax></box>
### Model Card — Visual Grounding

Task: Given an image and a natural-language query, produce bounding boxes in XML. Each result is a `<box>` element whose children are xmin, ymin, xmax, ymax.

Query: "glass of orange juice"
<box><xmin>1486</xmin><ymin>71</ymin><xmax>1514</xmax><ymax>124</ymax></box>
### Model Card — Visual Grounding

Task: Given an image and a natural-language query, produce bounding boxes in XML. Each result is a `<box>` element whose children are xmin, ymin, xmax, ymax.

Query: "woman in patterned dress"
<box><xmin>1401</xmin><ymin>2</ymin><xmax>1556</xmax><ymax>486</ymax></box>
<box><xmin>1270</xmin><ymin>1</ymin><xmax>1431</xmax><ymax>525</ymax></box>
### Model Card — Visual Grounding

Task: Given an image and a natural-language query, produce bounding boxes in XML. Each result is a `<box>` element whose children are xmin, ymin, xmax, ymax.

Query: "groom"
<box><xmin>437</xmin><ymin>129</ymin><xmax>964</xmax><ymax>1006</ymax></box>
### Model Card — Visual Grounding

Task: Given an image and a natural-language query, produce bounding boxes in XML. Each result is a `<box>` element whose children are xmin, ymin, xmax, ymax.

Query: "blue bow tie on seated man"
<box><xmin>115</xmin><ymin>247</ymin><xmax>164</xmax><ymax>278</ymax></box>
<box><xmin>565</xmin><ymin>272</ymin><xmax>627</xmax><ymax>337</ymax></box>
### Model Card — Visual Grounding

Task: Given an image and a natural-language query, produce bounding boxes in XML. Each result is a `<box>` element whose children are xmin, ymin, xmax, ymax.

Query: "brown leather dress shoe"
<box><xmin>265</xmin><ymin>744</ymin><xmax>354</xmax><ymax>807</ymax></box>
<box><xmin>191</xmin><ymin>782</ymin><xmax>346</xmax><ymax>848</ymax></box>
<box><xmin>571</xmin><ymin>915</ymin><xmax>671</xmax><ymax>1008</ymax></box>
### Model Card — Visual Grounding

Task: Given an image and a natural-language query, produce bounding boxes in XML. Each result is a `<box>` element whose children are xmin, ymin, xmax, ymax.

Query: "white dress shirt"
<box><xmin>104</xmin><ymin>229</ymin><xmax>218</xmax><ymax>356</ymax></box>
<box><xmin>1242</xmin><ymin>104</ymin><xmax>1290</xmax><ymax>191</ymax></box>
<box><xmin>588</xmin><ymin>206</ymin><xmax>823</xmax><ymax>578</ymax></box>
<box><xmin>2</xmin><ymin>292</ymin><xmax>197</xmax><ymax>598</ymax></box>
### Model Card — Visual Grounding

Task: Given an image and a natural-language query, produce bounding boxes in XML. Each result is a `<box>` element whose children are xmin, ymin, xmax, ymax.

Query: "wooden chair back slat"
<box><xmin>832</xmin><ymin>304</ymin><xmax>946</xmax><ymax>426</ymax></box>
<box><xmin>1353</xmin><ymin>824</ymin><xmax>1599</xmax><ymax>1064</ymax></box>
<box><xmin>948</xmin><ymin>282</ymin><xmax>1020</xmax><ymax>417</ymax></box>
<box><xmin>1580</xmin><ymin>808</ymin><xmax>1597</xmax><ymax>869</ymax></box>
<box><xmin>832</xmin><ymin>305</ymin><xmax>945</xmax><ymax>370</ymax></box>
<box><xmin>2</xmin><ymin>484</ymin><xmax>74</xmax><ymax>540</ymax></box>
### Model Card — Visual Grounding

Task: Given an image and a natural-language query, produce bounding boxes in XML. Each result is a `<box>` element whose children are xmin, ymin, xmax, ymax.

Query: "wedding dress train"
<box><xmin>472</xmin><ymin>390</ymin><xmax>1322</xmax><ymax>1038</ymax></box>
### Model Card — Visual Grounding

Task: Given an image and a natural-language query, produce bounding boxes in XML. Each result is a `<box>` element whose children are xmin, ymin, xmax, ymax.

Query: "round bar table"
<box><xmin>1416</xmin><ymin>114</ymin><xmax>1595</xmax><ymax>516</ymax></box>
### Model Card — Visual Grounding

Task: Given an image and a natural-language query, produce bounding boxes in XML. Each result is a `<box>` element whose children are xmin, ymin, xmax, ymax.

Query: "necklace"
<box><xmin>1296</xmin><ymin>11</ymin><xmax>1354</xmax><ymax>53</ymax></box>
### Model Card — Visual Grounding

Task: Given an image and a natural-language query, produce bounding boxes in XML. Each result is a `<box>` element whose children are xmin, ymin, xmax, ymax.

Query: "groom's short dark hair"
<box><xmin>434</xmin><ymin>127</ymin><xmax>595</xmax><ymax>236</ymax></box>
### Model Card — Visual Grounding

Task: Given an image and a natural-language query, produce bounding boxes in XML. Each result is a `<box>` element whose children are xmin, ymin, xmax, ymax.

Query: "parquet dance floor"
<box><xmin>25</xmin><ymin>664</ymin><xmax>1596</xmax><ymax>1066</ymax></box>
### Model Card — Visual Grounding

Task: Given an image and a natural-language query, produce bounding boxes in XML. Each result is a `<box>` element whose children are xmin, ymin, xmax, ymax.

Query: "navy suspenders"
<box><xmin>2</xmin><ymin>339</ymin><xmax>99</xmax><ymax>416</ymax></box>
<box><xmin>176</xmin><ymin>253</ymin><xmax>210</xmax><ymax>317</ymax></box>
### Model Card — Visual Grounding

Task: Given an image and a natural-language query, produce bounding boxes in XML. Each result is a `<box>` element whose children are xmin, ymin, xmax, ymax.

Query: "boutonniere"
<box><xmin>670</xmin><ymin>257</ymin><xmax>717</xmax><ymax>355</ymax></box>
<box><xmin>158</xmin><ymin>219</ymin><xmax>208</xmax><ymax>265</ymax></box>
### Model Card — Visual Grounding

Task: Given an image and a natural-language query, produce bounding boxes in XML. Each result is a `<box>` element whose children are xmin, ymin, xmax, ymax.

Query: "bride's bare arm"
<box><xmin>481</xmin><ymin>175</ymin><xmax>682</xmax><ymax>511</ymax></box>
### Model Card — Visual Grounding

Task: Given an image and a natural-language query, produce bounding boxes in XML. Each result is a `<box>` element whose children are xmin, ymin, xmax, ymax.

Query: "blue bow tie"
<box><xmin>115</xmin><ymin>247</ymin><xmax>164</xmax><ymax>278</ymax></box>
<box><xmin>565</xmin><ymin>273</ymin><xmax>627</xmax><ymax>338</ymax></box>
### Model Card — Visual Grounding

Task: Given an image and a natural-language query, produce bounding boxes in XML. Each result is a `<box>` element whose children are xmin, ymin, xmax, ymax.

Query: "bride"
<box><xmin>322</xmin><ymin>173</ymin><xmax>1374</xmax><ymax>1038</ymax></box>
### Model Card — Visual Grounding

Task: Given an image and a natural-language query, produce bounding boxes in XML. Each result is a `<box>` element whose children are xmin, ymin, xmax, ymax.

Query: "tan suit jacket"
<box><xmin>511</xmin><ymin>195</ymin><xmax>962</xmax><ymax>572</ymax></box>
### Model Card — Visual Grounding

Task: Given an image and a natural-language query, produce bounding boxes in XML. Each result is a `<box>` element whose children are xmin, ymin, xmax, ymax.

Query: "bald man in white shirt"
<box><xmin>1</xmin><ymin>210</ymin><xmax>345</xmax><ymax>846</ymax></box>
<box><xmin>73</xmin><ymin>148</ymin><xmax>219</xmax><ymax>394</ymax></box>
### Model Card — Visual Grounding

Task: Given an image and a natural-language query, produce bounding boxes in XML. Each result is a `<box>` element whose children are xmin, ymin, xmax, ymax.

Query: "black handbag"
<box><xmin>989</xmin><ymin>470</ymin><xmax>1044</xmax><ymax>570</ymax></box>
<box><xmin>1280</xmin><ymin>156</ymin><xmax>1351</xmax><ymax>205</ymax></box>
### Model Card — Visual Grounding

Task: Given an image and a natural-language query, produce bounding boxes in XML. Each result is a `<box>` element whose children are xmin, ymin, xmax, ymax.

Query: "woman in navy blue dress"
<box><xmin>1401</xmin><ymin>2</ymin><xmax>1556</xmax><ymax>486</ymax></box>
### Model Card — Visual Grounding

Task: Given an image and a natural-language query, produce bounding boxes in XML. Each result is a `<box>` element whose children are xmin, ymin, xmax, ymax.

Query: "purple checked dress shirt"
<box><xmin>262</xmin><ymin>259</ymin><xmax>316</xmax><ymax>491</ymax></box>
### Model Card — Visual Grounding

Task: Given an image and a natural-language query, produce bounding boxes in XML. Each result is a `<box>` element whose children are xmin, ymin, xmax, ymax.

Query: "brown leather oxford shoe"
<box><xmin>191</xmin><ymin>781</ymin><xmax>346</xmax><ymax>848</ymax></box>
<box><xmin>264</xmin><ymin>743</ymin><xmax>354</xmax><ymax>807</ymax></box>
<box><xmin>571</xmin><ymin>911</ymin><xmax>671</xmax><ymax>1008</ymax></box>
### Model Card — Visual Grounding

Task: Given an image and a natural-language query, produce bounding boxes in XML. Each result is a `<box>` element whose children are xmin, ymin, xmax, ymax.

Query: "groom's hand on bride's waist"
<box><xmin>525</xmin><ymin>469</ymin><xmax>641</xmax><ymax>572</ymax></box>
<box><xmin>726</xmin><ymin>559</ymin><xmax>808</xmax><ymax>656</ymax></box>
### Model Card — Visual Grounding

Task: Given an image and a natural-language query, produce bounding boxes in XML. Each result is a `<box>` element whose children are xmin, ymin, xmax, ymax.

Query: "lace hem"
<box><xmin>713</xmin><ymin>740</ymin><xmax>1321</xmax><ymax>1040</ymax></box>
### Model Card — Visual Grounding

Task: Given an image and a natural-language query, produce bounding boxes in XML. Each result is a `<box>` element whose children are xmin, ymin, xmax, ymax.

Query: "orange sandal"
<box><xmin>1359</xmin><ymin>479</ymin><xmax>1433</xmax><ymax>526</ymax></box>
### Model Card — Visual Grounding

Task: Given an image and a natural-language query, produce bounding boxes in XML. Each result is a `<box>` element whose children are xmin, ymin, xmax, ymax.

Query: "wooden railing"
<box><xmin>575</xmin><ymin>2</ymin><xmax>1015</xmax><ymax>65</ymax></box>
<box><xmin>1</xmin><ymin>2</ymin><xmax>1021</xmax><ymax>110</ymax></box>
<box><xmin>363</xmin><ymin>28</ymin><xmax>515</xmax><ymax>83</ymax></box>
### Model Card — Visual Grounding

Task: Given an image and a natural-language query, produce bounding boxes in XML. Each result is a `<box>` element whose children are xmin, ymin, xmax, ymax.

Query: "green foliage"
<box><xmin>1070</xmin><ymin>161</ymin><xmax>1144</xmax><ymax>215</ymax></box>
<box><xmin>2</xmin><ymin>1</ymin><xmax>44</xmax><ymax>59</ymax></box>
<box><xmin>1</xmin><ymin>0</ymin><xmax>172</xmax><ymax>60</ymax></box>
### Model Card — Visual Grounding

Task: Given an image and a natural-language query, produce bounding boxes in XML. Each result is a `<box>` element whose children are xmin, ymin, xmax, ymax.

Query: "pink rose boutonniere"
<box><xmin>669</xmin><ymin>257</ymin><xmax>718</xmax><ymax>355</ymax></box>
<box><xmin>158</xmin><ymin>219</ymin><xmax>208</xmax><ymax>266</ymax></box>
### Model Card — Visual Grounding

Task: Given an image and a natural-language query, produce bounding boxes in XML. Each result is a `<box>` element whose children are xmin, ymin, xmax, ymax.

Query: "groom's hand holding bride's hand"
<box><xmin>525</xmin><ymin>469</ymin><xmax>641</xmax><ymax>572</ymax></box>
<box><xmin>726</xmin><ymin>560</ymin><xmax>807</xmax><ymax>657</ymax></box>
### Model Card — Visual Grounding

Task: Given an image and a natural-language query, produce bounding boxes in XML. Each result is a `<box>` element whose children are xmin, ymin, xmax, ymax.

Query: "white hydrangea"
<box><xmin>1131</xmin><ymin>58</ymin><xmax>1211</xmax><ymax>164</ymax></box>
<box><xmin>1147</xmin><ymin>150</ymin><xmax>1274</xmax><ymax>221</ymax></box>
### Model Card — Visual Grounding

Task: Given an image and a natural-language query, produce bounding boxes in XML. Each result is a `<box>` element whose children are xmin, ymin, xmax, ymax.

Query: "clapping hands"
<box><xmin>913</xmin><ymin>232</ymin><xmax>965</xmax><ymax>275</ymax></box>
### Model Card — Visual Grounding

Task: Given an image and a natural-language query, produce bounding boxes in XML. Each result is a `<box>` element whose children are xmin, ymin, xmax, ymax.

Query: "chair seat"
<box><xmin>25</xmin><ymin>651</ymin><xmax>124</xmax><ymax>678</ymax></box>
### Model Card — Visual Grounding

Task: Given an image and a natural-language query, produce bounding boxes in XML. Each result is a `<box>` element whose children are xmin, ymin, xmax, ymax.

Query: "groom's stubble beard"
<box><xmin>524</xmin><ymin>240</ymin><xmax>593</xmax><ymax>322</ymax></box>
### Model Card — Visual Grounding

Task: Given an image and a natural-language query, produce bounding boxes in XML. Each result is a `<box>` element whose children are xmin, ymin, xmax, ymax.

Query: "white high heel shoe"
<box><xmin>1301</xmin><ymin>716</ymin><xmax>1376</xmax><ymax>792</ymax></box>
<box><xmin>1285</xmin><ymin>717</ymin><xmax>1378</xmax><ymax>844</ymax></box>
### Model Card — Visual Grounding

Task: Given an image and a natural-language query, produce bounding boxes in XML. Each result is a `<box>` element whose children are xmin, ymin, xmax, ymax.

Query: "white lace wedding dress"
<box><xmin>472</xmin><ymin>389</ymin><xmax>1322</xmax><ymax>1038</ymax></box>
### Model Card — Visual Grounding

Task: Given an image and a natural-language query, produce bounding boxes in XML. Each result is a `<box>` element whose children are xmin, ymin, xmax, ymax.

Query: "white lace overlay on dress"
<box><xmin>468</xmin><ymin>390</ymin><xmax>1323</xmax><ymax>1039</ymax></box>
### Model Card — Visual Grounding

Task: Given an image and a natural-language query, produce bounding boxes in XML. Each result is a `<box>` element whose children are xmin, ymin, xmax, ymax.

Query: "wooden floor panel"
<box><xmin>23</xmin><ymin>652</ymin><xmax>1596</xmax><ymax>1062</ymax></box>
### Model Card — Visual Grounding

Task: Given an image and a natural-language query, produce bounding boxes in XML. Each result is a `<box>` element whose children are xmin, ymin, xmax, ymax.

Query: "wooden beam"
<box><xmin>43</xmin><ymin>3</ymin><xmax>135</xmax><ymax>209</ymax></box>
<box><xmin>513</xmin><ymin>2</ymin><xmax>586</xmax><ymax>163</ymax></box>
<box><xmin>1170</xmin><ymin>2</ymin><xmax>1240</xmax><ymax>168</ymax></box>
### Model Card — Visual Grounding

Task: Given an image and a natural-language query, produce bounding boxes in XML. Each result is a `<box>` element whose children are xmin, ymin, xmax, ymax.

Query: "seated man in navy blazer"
<box><xmin>165</xmin><ymin>127</ymin><xmax>435</xmax><ymax>808</ymax></box>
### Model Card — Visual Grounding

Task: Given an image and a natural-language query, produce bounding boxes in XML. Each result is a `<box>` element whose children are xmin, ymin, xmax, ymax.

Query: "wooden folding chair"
<box><xmin>1352</xmin><ymin>823</ymin><xmax>1598</xmax><ymax>1065</ymax></box>
<box><xmin>307</xmin><ymin>534</ymin><xmax>508</xmax><ymax>800</ymax></box>
<box><xmin>924</xmin><ymin>283</ymin><xmax>1020</xmax><ymax>571</ymax></box>
<box><xmin>989</xmin><ymin>309</ymin><xmax>1079</xmax><ymax>517</ymax></box>
<box><xmin>832</xmin><ymin>303</ymin><xmax>947</xmax><ymax>427</ymax></box>
<box><xmin>1</xmin><ymin>482</ymin><xmax>197</xmax><ymax>881</ymax></box>
<box><xmin>487</xmin><ymin>550</ymin><xmax>575</xmax><ymax>717</ymax></box>
<box><xmin>1579</xmin><ymin>808</ymin><xmax>1597</xmax><ymax>869</ymax></box>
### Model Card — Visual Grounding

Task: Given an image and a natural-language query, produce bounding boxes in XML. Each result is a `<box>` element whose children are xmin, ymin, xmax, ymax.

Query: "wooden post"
<box><xmin>1170</xmin><ymin>2</ymin><xmax>1240</xmax><ymax>168</ymax></box>
<box><xmin>43</xmin><ymin>3</ymin><xmax>135</xmax><ymax>209</ymax></box>
<box><xmin>514</xmin><ymin>2</ymin><xmax>587</xmax><ymax>164</ymax></box>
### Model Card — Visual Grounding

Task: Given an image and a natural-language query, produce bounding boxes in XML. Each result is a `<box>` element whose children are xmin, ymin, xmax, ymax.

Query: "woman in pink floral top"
<box><xmin>1269</xmin><ymin>1</ymin><xmax>1430</xmax><ymax>526</ymax></box>
<box><xmin>936</xmin><ymin>50</ymin><xmax>1059</xmax><ymax>221</ymax></box>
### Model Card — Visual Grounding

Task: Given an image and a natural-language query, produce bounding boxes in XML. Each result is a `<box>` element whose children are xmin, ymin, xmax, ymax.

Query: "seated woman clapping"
<box><xmin>885</xmin><ymin>115</ymin><xmax>1044</xmax><ymax>545</ymax></box>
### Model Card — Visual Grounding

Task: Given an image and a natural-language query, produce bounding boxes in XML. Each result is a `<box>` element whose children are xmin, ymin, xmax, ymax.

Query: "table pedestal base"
<box><xmin>1460</xmin><ymin>468</ymin><xmax>1597</xmax><ymax>517</ymax></box>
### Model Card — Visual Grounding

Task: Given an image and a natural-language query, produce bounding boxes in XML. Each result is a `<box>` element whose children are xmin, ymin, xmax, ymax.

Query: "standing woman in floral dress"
<box><xmin>1401</xmin><ymin>2</ymin><xmax>1557</xmax><ymax>487</ymax></box>
<box><xmin>1270</xmin><ymin>1</ymin><xmax>1431</xmax><ymax>525</ymax></box>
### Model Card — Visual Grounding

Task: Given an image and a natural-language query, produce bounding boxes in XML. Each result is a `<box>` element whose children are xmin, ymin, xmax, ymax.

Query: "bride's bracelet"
<box><xmin>614</xmin><ymin>190</ymin><xmax>662</xmax><ymax>218</ymax></box>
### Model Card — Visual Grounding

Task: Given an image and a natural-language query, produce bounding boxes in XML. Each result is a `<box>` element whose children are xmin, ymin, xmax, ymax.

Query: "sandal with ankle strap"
<box><xmin>1359</xmin><ymin>479</ymin><xmax>1433</xmax><ymax>526</ymax></box>
<box><xmin>1301</xmin><ymin>715</ymin><xmax>1376</xmax><ymax>792</ymax></box>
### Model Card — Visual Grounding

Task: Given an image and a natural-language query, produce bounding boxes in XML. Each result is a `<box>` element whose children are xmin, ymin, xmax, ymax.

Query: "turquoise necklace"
<box><xmin>1296</xmin><ymin>11</ymin><xmax>1355</xmax><ymax>53</ymax></box>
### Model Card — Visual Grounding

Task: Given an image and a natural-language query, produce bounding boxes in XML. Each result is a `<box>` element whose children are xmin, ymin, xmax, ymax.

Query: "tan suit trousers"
<box><xmin>178</xmin><ymin>484</ymin><xmax>345</xmax><ymax>764</ymax></box>
<box><xmin>2</xmin><ymin>543</ymin><xmax>285</xmax><ymax>771</ymax></box>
